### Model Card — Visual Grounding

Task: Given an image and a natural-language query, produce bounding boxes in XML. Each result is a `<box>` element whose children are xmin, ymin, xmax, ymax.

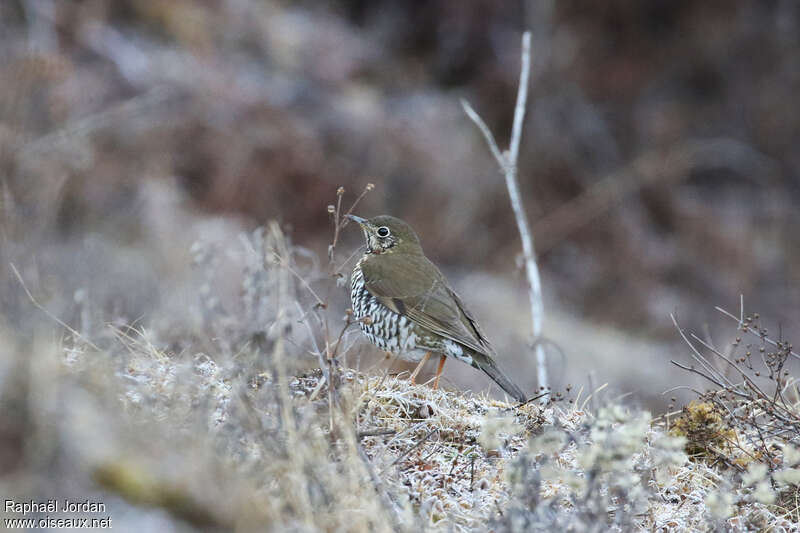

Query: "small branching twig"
<box><xmin>357</xmin><ymin>428</ymin><xmax>397</xmax><ymax>439</ymax></box>
<box><xmin>329</xmin><ymin>183</ymin><xmax>374</xmax><ymax>263</ymax></box>
<box><xmin>10</xmin><ymin>262</ymin><xmax>101</xmax><ymax>351</ymax></box>
<box><xmin>270</xmin><ymin>184</ymin><xmax>374</xmax><ymax>432</ymax></box>
<box><xmin>461</xmin><ymin>31</ymin><xmax>547</xmax><ymax>398</ymax></box>
<box><xmin>716</xmin><ymin>304</ymin><xmax>800</xmax><ymax>361</ymax></box>
<box><xmin>272</xmin><ymin>252</ymin><xmax>326</xmax><ymax>308</ymax></box>
<box><xmin>671</xmin><ymin>303</ymin><xmax>800</xmax><ymax>477</ymax></box>
<box><xmin>355</xmin><ymin>442</ymin><xmax>404</xmax><ymax>533</ymax></box>
<box><xmin>385</xmin><ymin>428</ymin><xmax>439</xmax><ymax>472</ymax></box>
<box><xmin>319</xmin><ymin>183</ymin><xmax>374</xmax><ymax>433</ymax></box>
<box><xmin>505</xmin><ymin>390</ymin><xmax>550</xmax><ymax>412</ymax></box>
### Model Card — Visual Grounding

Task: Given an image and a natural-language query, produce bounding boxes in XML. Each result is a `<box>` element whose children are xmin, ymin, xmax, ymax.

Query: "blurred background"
<box><xmin>2</xmin><ymin>0</ymin><xmax>799</xmax><ymax>411</ymax></box>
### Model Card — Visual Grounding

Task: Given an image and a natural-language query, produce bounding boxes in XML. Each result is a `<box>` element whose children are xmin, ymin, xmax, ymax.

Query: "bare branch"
<box><xmin>461</xmin><ymin>31</ymin><xmax>548</xmax><ymax>397</ymax></box>
<box><xmin>715</xmin><ymin>304</ymin><xmax>800</xmax><ymax>361</ymax></box>
<box><xmin>508</xmin><ymin>32</ymin><xmax>531</xmax><ymax>166</ymax></box>
<box><xmin>460</xmin><ymin>100</ymin><xmax>505</xmax><ymax>168</ymax></box>
<box><xmin>357</xmin><ymin>428</ymin><xmax>397</xmax><ymax>438</ymax></box>
<box><xmin>384</xmin><ymin>428</ymin><xmax>439</xmax><ymax>473</ymax></box>
<box><xmin>272</xmin><ymin>251</ymin><xmax>326</xmax><ymax>308</ymax></box>
<box><xmin>670</xmin><ymin>313</ymin><xmax>734</xmax><ymax>389</ymax></box>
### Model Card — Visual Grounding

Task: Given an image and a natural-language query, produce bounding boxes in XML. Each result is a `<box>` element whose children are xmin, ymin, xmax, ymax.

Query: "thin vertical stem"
<box><xmin>461</xmin><ymin>31</ymin><xmax>548</xmax><ymax>397</ymax></box>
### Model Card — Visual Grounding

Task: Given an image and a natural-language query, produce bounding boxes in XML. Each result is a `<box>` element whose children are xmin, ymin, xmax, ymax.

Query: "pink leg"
<box><xmin>409</xmin><ymin>352</ymin><xmax>431</xmax><ymax>384</ymax></box>
<box><xmin>432</xmin><ymin>355</ymin><xmax>447</xmax><ymax>390</ymax></box>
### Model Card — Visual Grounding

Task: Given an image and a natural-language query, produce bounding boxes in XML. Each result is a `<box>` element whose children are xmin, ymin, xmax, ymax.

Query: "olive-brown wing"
<box><xmin>359</xmin><ymin>253</ymin><xmax>491</xmax><ymax>356</ymax></box>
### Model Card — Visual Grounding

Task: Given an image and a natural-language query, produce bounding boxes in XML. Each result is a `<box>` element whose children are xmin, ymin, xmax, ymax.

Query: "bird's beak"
<box><xmin>346</xmin><ymin>214</ymin><xmax>367</xmax><ymax>225</ymax></box>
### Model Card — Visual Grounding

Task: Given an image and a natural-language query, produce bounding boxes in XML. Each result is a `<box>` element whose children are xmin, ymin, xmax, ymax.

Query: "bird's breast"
<box><xmin>350</xmin><ymin>261</ymin><xmax>423</xmax><ymax>360</ymax></box>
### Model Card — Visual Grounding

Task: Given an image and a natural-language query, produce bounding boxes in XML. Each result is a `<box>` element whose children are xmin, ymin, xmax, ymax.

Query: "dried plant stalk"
<box><xmin>461</xmin><ymin>31</ymin><xmax>547</xmax><ymax>396</ymax></box>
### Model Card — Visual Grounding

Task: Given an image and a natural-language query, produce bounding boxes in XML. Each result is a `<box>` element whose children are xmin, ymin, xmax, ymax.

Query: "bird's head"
<box><xmin>346</xmin><ymin>214</ymin><xmax>423</xmax><ymax>255</ymax></box>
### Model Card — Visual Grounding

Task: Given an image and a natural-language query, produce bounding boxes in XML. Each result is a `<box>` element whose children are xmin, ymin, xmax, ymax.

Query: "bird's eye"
<box><xmin>377</xmin><ymin>226</ymin><xmax>390</xmax><ymax>238</ymax></box>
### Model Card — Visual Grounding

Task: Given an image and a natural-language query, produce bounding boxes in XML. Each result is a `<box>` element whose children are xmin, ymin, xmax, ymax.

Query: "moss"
<box><xmin>93</xmin><ymin>462</ymin><xmax>230</xmax><ymax>530</ymax></box>
<box><xmin>670</xmin><ymin>400</ymin><xmax>737</xmax><ymax>458</ymax></box>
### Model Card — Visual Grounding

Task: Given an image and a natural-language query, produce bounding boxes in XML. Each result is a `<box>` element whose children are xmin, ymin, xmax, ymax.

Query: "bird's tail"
<box><xmin>471</xmin><ymin>352</ymin><xmax>526</xmax><ymax>403</ymax></box>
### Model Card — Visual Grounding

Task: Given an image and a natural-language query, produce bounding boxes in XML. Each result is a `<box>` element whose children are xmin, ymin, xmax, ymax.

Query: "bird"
<box><xmin>346</xmin><ymin>214</ymin><xmax>526</xmax><ymax>402</ymax></box>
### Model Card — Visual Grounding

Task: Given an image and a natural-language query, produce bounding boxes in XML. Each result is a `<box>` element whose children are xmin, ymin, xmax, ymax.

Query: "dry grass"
<box><xmin>3</xmin><ymin>308</ymin><xmax>798</xmax><ymax>530</ymax></box>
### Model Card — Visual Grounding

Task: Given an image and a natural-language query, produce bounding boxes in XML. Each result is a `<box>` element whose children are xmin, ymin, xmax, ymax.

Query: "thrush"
<box><xmin>347</xmin><ymin>214</ymin><xmax>526</xmax><ymax>402</ymax></box>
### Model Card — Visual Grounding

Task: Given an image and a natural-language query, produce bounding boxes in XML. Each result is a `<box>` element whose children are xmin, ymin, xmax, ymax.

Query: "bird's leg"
<box><xmin>409</xmin><ymin>352</ymin><xmax>431</xmax><ymax>384</ymax></box>
<box><xmin>432</xmin><ymin>355</ymin><xmax>447</xmax><ymax>390</ymax></box>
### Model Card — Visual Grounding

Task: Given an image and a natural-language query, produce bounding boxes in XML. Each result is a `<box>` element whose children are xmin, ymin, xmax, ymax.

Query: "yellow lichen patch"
<box><xmin>669</xmin><ymin>401</ymin><xmax>737</xmax><ymax>458</ymax></box>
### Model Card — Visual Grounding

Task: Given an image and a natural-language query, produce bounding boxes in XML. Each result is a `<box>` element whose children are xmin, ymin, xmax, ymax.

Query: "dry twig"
<box><xmin>461</xmin><ymin>31</ymin><xmax>547</xmax><ymax>398</ymax></box>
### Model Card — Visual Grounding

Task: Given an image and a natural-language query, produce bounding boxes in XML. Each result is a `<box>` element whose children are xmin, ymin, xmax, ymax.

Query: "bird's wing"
<box><xmin>360</xmin><ymin>253</ymin><xmax>493</xmax><ymax>356</ymax></box>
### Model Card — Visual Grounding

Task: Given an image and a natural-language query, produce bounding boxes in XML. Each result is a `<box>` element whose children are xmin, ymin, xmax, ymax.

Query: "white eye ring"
<box><xmin>377</xmin><ymin>226</ymin><xmax>390</xmax><ymax>238</ymax></box>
